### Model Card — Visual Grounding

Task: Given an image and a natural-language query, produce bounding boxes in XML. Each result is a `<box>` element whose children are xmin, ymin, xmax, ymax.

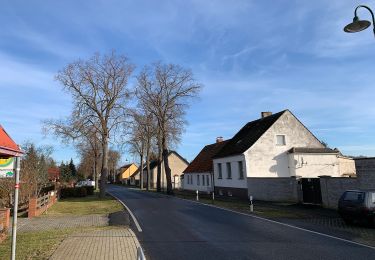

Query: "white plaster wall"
<box><xmin>246</xmin><ymin>111</ymin><xmax>324</xmax><ymax>178</ymax></box>
<box><xmin>213</xmin><ymin>154</ymin><xmax>247</xmax><ymax>188</ymax></box>
<box><xmin>289</xmin><ymin>153</ymin><xmax>340</xmax><ymax>178</ymax></box>
<box><xmin>338</xmin><ymin>157</ymin><xmax>356</xmax><ymax>176</ymax></box>
<box><xmin>183</xmin><ymin>172</ymin><xmax>213</xmax><ymax>192</ymax></box>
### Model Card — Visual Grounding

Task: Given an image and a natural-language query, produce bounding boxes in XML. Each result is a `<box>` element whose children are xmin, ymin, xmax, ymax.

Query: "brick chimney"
<box><xmin>261</xmin><ymin>112</ymin><xmax>272</xmax><ymax>118</ymax></box>
<box><xmin>216</xmin><ymin>136</ymin><xmax>224</xmax><ymax>143</ymax></box>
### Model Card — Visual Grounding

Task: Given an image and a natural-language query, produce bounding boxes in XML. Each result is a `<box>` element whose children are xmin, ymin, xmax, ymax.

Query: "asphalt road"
<box><xmin>107</xmin><ymin>185</ymin><xmax>375</xmax><ymax>260</ymax></box>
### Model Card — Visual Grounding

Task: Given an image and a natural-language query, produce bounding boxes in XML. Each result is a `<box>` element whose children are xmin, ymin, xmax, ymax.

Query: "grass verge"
<box><xmin>42</xmin><ymin>193</ymin><xmax>123</xmax><ymax>216</ymax></box>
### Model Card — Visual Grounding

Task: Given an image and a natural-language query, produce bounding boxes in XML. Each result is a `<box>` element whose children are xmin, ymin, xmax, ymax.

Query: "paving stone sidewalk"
<box><xmin>15</xmin><ymin>214</ymin><xmax>108</xmax><ymax>233</ymax></box>
<box><xmin>50</xmin><ymin>228</ymin><xmax>140</xmax><ymax>260</ymax></box>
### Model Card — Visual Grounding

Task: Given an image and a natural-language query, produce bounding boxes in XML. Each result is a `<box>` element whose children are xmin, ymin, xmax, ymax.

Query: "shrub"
<box><xmin>83</xmin><ymin>186</ymin><xmax>94</xmax><ymax>195</ymax></box>
<box><xmin>60</xmin><ymin>187</ymin><xmax>87</xmax><ymax>198</ymax></box>
<box><xmin>76</xmin><ymin>187</ymin><xmax>87</xmax><ymax>197</ymax></box>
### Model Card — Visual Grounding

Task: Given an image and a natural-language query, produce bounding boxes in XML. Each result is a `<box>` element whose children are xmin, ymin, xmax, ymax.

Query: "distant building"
<box><xmin>141</xmin><ymin>151</ymin><xmax>189</xmax><ymax>189</ymax></box>
<box><xmin>183</xmin><ymin>138</ymin><xmax>229</xmax><ymax>192</ymax></box>
<box><xmin>117</xmin><ymin>163</ymin><xmax>138</xmax><ymax>185</ymax></box>
<box><xmin>47</xmin><ymin>167</ymin><xmax>60</xmax><ymax>182</ymax></box>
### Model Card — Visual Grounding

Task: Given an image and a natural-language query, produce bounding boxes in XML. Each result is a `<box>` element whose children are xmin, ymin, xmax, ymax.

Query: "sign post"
<box><xmin>11</xmin><ymin>156</ymin><xmax>20</xmax><ymax>260</ymax></box>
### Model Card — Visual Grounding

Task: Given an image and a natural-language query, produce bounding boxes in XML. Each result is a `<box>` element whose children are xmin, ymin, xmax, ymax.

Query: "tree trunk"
<box><xmin>100</xmin><ymin>135</ymin><xmax>109</xmax><ymax>198</ymax></box>
<box><xmin>139</xmin><ymin>153</ymin><xmax>144</xmax><ymax>190</ymax></box>
<box><xmin>162</xmin><ymin>135</ymin><xmax>173</xmax><ymax>194</ymax></box>
<box><xmin>94</xmin><ymin>155</ymin><xmax>100</xmax><ymax>190</ymax></box>
<box><xmin>156</xmin><ymin>133</ymin><xmax>162</xmax><ymax>192</ymax></box>
<box><xmin>146</xmin><ymin>142</ymin><xmax>151</xmax><ymax>191</ymax></box>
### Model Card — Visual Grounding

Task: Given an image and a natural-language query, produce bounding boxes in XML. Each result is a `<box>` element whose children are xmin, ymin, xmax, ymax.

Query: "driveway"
<box><xmin>107</xmin><ymin>185</ymin><xmax>375</xmax><ymax>260</ymax></box>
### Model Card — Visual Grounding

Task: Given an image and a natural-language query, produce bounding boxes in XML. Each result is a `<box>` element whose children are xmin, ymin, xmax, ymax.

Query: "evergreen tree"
<box><xmin>69</xmin><ymin>158</ymin><xmax>77</xmax><ymax>177</ymax></box>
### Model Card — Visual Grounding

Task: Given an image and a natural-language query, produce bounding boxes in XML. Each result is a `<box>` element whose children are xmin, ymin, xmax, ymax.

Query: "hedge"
<box><xmin>60</xmin><ymin>187</ymin><xmax>87</xmax><ymax>198</ymax></box>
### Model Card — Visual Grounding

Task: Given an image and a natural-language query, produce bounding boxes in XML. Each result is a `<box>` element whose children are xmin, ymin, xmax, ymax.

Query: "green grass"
<box><xmin>42</xmin><ymin>193</ymin><xmax>123</xmax><ymax>216</ymax></box>
<box><xmin>0</xmin><ymin>227</ymin><xmax>111</xmax><ymax>260</ymax></box>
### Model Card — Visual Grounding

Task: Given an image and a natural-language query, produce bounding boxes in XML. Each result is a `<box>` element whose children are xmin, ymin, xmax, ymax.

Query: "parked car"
<box><xmin>338</xmin><ymin>190</ymin><xmax>375</xmax><ymax>226</ymax></box>
<box><xmin>76</xmin><ymin>180</ymin><xmax>95</xmax><ymax>187</ymax></box>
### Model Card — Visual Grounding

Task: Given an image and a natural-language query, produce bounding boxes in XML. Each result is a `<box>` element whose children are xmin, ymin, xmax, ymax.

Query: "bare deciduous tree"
<box><xmin>136</xmin><ymin>63</ymin><xmax>202</xmax><ymax>194</ymax></box>
<box><xmin>52</xmin><ymin>52</ymin><xmax>134</xmax><ymax>197</ymax></box>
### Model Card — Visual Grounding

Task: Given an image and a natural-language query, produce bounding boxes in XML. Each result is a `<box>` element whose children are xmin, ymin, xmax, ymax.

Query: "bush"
<box><xmin>83</xmin><ymin>186</ymin><xmax>94</xmax><ymax>195</ymax></box>
<box><xmin>60</xmin><ymin>187</ymin><xmax>87</xmax><ymax>198</ymax></box>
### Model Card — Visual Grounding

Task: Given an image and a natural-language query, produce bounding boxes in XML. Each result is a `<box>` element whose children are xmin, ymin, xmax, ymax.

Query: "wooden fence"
<box><xmin>28</xmin><ymin>191</ymin><xmax>58</xmax><ymax>218</ymax></box>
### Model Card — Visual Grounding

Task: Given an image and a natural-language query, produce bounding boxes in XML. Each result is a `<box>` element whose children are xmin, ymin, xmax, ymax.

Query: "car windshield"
<box><xmin>343</xmin><ymin>191</ymin><xmax>365</xmax><ymax>202</ymax></box>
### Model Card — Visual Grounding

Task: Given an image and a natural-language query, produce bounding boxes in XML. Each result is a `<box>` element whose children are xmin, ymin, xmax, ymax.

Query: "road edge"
<box><xmin>106</xmin><ymin>191</ymin><xmax>143</xmax><ymax>232</ymax></box>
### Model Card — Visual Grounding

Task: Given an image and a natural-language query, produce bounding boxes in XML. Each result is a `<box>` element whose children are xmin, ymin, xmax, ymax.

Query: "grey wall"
<box><xmin>355</xmin><ymin>158</ymin><xmax>375</xmax><ymax>189</ymax></box>
<box><xmin>247</xmin><ymin>177</ymin><xmax>300</xmax><ymax>202</ymax></box>
<box><xmin>319</xmin><ymin>177</ymin><xmax>359</xmax><ymax>209</ymax></box>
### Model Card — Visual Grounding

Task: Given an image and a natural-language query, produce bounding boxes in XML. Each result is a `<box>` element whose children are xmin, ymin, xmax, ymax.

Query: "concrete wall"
<box><xmin>355</xmin><ymin>158</ymin><xmax>375</xmax><ymax>189</ymax></box>
<box><xmin>338</xmin><ymin>157</ymin><xmax>356</xmax><ymax>176</ymax></box>
<box><xmin>319</xmin><ymin>177</ymin><xmax>359</xmax><ymax>209</ymax></box>
<box><xmin>247</xmin><ymin>177</ymin><xmax>300</xmax><ymax>202</ymax></box>
<box><xmin>246</xmin><ymin>111</ymin><xmax>324</xmax><ymax>178</ymax></box>
<box><xmin>183</xmin><ymin>172</ymin><xmax>213</xmax><ymax>192</ymax></box>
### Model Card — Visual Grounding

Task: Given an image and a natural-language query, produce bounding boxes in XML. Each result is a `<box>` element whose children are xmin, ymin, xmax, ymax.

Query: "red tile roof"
<box><xmin>0</xmin><ymin>125</ymin><xmax>23</xmax><ymax>157</ymax></box>
<box><xmin>183</xmin><ymin>140</ymin><xmax>229</xmax><ymax>174</ymax></box>
<box><xmin>48</xmin><ymin>167</ymin><xmax>60</xmax><ymax>180</ymax></box>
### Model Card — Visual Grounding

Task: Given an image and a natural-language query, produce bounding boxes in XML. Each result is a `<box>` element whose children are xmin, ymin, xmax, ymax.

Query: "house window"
<box><xmin>206</xmin><ymin>175</ymin><xmax>210</xmax><ymax>186</ymax></box>
<box><xmin>197</xmin><ymin>175</ymin><xmax>200</xmax><ymax>186</ymax></box>
<box><xmin>202</xmin><ymin>174</ymin><xmax>205</xmax><ymax>186</ymax></box>
<box><xmin>191</xmin><ymin>175</ymin><xmax>193</xmax><ymax>185</ymax></box>
<box><xmin>226</xmin><ymin>162</ymin><xmax>232</xmax><ymax>179</ymax></box>
<box><xmin>238</xmin><ymin>161</ymin><xmax>244</xmax><ymax>179</ymax></box>
<box><xmin>276</xmin><ymin>135</ymin><xmax>286</xmax><ymax>146</ymax></box>
<box><xmin>188</xmin><ymin>175</ymin><xmax>190</xmax><ymax>184</ymax></box>
<box><xmin>218</xmin><ymin>163</ymin><xmax>222</xmax><ymax>179</ymax></box>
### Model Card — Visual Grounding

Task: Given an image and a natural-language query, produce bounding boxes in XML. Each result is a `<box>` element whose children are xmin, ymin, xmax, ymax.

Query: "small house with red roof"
<box><xmin>183</xmin><ymin>138</ymin><xmax>229</xmax><ymax>192</ymax></box>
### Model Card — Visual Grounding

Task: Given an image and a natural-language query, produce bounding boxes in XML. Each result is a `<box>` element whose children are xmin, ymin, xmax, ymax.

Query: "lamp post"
<box><xmin>344</xmin><ymin>5</ymin><xmax>375</xmax><ymax>37</ymax></box>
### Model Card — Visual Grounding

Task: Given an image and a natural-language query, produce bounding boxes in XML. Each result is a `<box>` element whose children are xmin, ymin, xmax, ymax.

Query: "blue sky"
<box><xmin>1</xmin><ymin>0</ymin><xmax>375</xmax><ymax>165</ymax></box>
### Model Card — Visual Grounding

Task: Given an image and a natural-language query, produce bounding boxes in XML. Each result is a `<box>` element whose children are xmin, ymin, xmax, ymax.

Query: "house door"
<box><xmin>301</xmin><ymin>178</ymin><xmax>322</xmax><ymax>204</ymax></box>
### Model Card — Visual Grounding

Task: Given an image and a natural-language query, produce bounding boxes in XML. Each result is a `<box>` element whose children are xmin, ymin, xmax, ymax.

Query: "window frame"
<box><xmin>226</xmin><ymin>162</ymin><xmax>232</xmax><ymax>179</ymax></box>
<box><xmin>197</xmin><ymin>174</ymin><xmax>200</xmax><ymax>186</ymax></box>
<box><xmin>238</xmin><ymin>161</ymin><xmax>244</xmax><ymax>179</ymax></box>
<box><xmin>218</xmin><ymin>163</ymin><xmax>222</xmax><ymax>179</ymax></box>
<box><xmin>276</xmin><ymin>134</ymin><xmax>286</xmax><ymax>146</ymax></box>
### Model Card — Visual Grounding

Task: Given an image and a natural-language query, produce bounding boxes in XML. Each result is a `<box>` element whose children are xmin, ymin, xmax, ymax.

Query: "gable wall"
<box><xmin>245</xmin><ymin>111</ymin><xmax>324</xmax><ymax>177</ymax></box>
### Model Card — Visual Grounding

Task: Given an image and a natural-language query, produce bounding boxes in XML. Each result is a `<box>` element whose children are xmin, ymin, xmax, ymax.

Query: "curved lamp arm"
<box><xmin>355</xmin><ymin>5</ymin><xmax>375</xmax><ymax>33</ymax></box>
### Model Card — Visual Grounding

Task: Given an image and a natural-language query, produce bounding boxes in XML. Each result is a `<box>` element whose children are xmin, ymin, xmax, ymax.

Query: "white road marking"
<box><xmin>107</xmin><ymin>191</ymin><xmax>143</xmax><ymax>232</ymax></box>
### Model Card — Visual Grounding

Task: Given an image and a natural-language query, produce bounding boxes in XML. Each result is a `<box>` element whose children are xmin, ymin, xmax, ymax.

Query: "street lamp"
<box><xmin>344</xmin><ymin>5</ymin><xmax>375</xmax><ymax>37</ymax></box>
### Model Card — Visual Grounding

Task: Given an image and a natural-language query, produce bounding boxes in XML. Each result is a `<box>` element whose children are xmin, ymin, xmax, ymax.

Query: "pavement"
<box><xmin>107</xmin><ymin>184</ymin><xmax>375</xmax><ymax>260</ymax></box>
<box><xmin>50</xmin><ymin>228</ymin><xmax>140</xmax><ymax>260</ymax></box>
<box><xmin>14</xmin><ymin>212</ymin><xmax>141</xmax><ymax>259</ymax></box>
<box><xmin>15</xmin><ymin>215</ymin><xmax>108</xmax><ymax>233</ymax></box>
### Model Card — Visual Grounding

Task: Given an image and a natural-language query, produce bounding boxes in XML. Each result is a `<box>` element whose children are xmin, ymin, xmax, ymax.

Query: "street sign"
<box><xmin>0</xmin><ymin>157</ymin><xmax>15</xmax><ymax>178</ymax></box>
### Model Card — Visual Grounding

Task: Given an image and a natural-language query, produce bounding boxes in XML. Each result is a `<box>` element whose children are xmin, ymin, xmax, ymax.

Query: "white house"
<box><xmin>183</xmin><ymin>138</ymin><xmax>229</xmax><ymax>193</ymax></box>
<box><xmin>212</xmin><ymin>110</ymin><xmax>356</xmax><ymax>199</ymax></box>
